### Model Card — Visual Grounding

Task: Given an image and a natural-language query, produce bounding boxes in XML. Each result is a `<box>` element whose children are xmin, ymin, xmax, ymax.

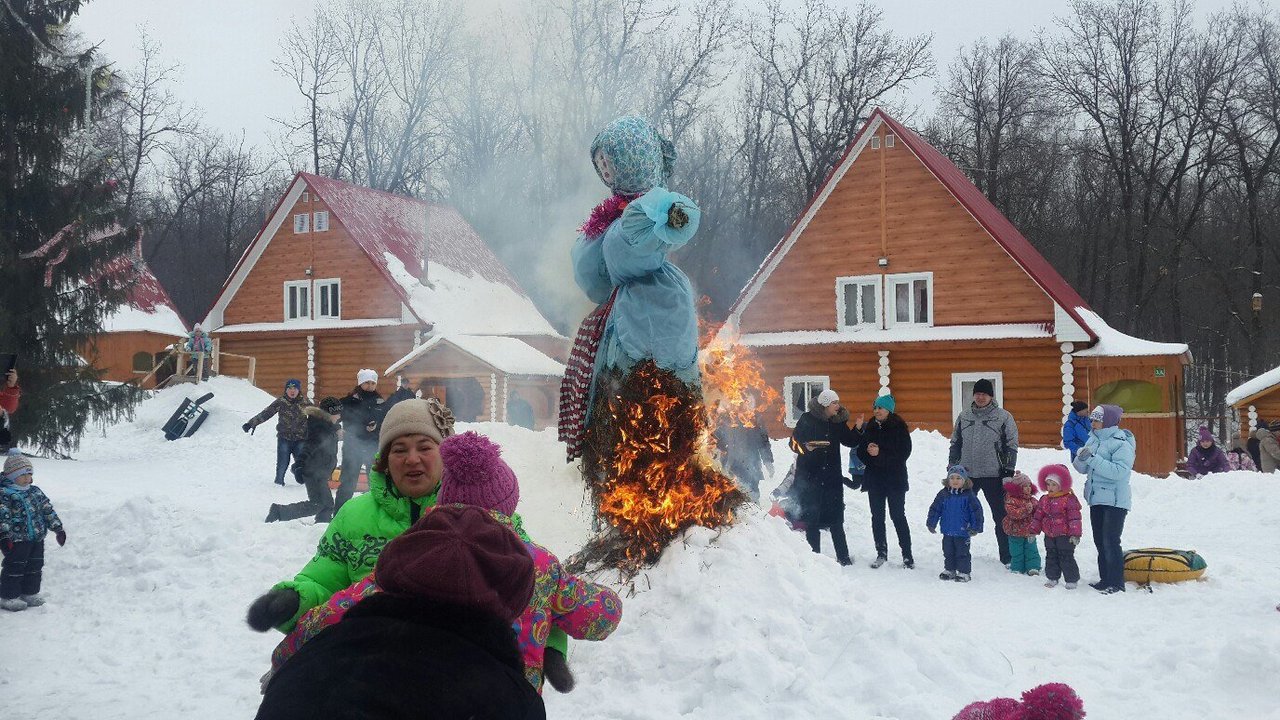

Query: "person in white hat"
<box><xmin>788</xmin><ymin>388</ymin><xmax>859</xmax><ymax>566</ymax></box>
<box><xmin>336</xmin><ymin>369</ymin><xmax>386</xmax><ymax>512</ymax></box>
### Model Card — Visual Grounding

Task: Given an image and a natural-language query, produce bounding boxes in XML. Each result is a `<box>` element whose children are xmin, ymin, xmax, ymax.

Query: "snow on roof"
<box><xmin>739</xmin><ymin>323</ymin><xmax>1053</xmax><ymax>347</ymax></box>
<box><xmin>1070</xmin><ymin>308</ymin><xmax>1190</xmax><ymax>358</ymax></box>
<box><xmin>386</xmin><ymin>334</ymin><xmax>566</xmax><ymax>377</ymax></box>
<box><xmin>1226</xmin><ymin>365</ymin><xmax>1280</xmax><ymax>406</ymax></box>
<box><xmin>98</xmin><ymin>262</ymin><xmax>188</xmax><ymax>337</ymax></box>
<box><xmin>215</xmin><ymin>318</ymin><xmax>409</xmax><ymax>334</ymax></box>
<box><xmin>302</xmin><ymin>174</ymin><xmax>561</xmax><ymax>338</ymax></box>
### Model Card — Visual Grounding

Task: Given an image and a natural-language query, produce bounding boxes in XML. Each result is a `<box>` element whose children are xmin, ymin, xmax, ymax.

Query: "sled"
<box><xmin>162</xmin><ymin>392</ymin><xmax>215</xmax><ymax>441</ymax></box>
<box><xmin>1123</xmin><ymin>547</ymin><xmax>1207</xmax><ymax>585</ymax></box>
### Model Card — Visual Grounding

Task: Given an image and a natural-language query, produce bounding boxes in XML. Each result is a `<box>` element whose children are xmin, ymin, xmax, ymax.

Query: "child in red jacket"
<box><xmin>1031</xmin><ymin>464</ymin><xmax>1083</xmax><ymax>589</ymax></box>
<box><xmin>1003</xmin><ymin>472</ymin><xmax>1041</xmax><ymax>576</ymax></box>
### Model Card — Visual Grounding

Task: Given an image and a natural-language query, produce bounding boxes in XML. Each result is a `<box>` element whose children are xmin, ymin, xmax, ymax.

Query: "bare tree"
<box><xmin>273</xmin><ymin>11</ymin><xmax>342</xmax><ymax>175</ymax></box>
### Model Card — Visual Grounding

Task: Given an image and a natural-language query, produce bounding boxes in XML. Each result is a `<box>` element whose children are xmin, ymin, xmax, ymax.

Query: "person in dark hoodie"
<box><xmin>789</xmin><ymin>389</ymin><xmax>859</xmax><ymax>566</ymax></box>
<box><xmin>337</xmin><ymin>369</ymin><xmax>386</xmax><ymax>511</ymax></box>
<box><xmin>244</xmin><ymin>379</ymin><xmax>313</xmax><ymax>486</ymax></box>
<box><xmin>852</xmin><ymin>394</ymin><xmax>913</xmax><ymax>569</ymax></box>
<box><xmin>255</xmin><ymin>504</ymin><xmax>545</xmax><ymax>720</ymax></box>
<box><xmin>1061</xmin><ymin>401</ymin><xmax>1090</xmax><ymax>461</ymax></box>
<box><xmin>266</xmin><ymin>397</ymin><xmax>344</xmax><ymax>524</ymax></box>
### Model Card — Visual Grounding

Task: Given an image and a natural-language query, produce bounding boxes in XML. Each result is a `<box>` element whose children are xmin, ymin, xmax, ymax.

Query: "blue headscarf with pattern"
<box><xmin>589</xmin><ymin>116</ymin><xmax>677</xmax><ymax>195</ymax></box>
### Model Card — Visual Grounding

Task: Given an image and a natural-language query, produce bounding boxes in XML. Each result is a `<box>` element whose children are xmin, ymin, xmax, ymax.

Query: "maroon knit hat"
<box><xmin>374</xmin><ymin>504</ymin><xmax>534</xmax><ymax>622</ymax></box>
<box><xmin>437</xmin><ymin>431</ymin><xmax>520</xmax><ymax>516</ymax></box>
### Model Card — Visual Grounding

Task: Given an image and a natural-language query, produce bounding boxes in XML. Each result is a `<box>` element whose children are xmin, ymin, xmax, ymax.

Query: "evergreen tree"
<box><xmin>1</xmin><ymin>0</ymin><xmax>143</xmax><ymax>455</ymax></box>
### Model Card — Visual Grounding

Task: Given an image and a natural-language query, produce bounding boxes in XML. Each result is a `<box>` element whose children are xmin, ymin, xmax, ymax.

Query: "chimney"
<box><xmin>419</xmin><ymin>199</ymin><xmax>431</xmax><ymax>287</ymax></box>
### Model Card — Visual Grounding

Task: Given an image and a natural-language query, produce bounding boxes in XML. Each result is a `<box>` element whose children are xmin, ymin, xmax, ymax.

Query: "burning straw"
<box><xmin>568</xmin><ymin>360</ymin><xmax>746</xmax><ymax>575</ymax></box>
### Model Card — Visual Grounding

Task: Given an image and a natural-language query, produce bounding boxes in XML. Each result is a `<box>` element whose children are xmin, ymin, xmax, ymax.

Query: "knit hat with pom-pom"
<box><xmin>437</xmin><ymin>431</ymin><xmax>520</xmax><ymax>516</ymax></box>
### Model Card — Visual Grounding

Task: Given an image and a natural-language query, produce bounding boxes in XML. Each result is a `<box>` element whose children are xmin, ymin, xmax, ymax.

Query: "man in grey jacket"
<box><xmin>948</xmin><ymin>379</ymin><xmax>1019</xmax><ymax>565</ymax></box>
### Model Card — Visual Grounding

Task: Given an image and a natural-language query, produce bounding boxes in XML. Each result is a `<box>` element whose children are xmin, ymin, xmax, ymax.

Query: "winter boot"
<box><xmin>1098</xmin><ymin>585</ymin><xmax>1124</xmax><ymax>595</ymax></box>
<box><xmin>1065</xmin><ymin>582</ymin><xmax>1078</xmax><ymax>590</ymax></box>
<box><xmin>1044</xmin><ymin>579</ymin><xmax>1059</xmax><ymax>589</ymax></box>
<box><xmin>1088</xmin><ymin>581</ymin><xmax>1106</xmax><ymax>591</ymax></box>
<box><xmin>954</xmin><ymin>573</ymin><xmax>972</xmax><ymax>583</ymax></box>
<box><xmin>19</xmin><ymin>594</ymin><xmax>44</xmax><ymax>607</ymax></box>
<box><xmin>1026</xmin><ymin>569</ymin><xmax>1040</xmax><ymax>577</ymax></box>
<box><xmin>265</xmin><ymin>504</ymin><xmax>282</xmax><ymax>523</ymax></box>
<box><xmin>870</xmin><ymin>555</ymin><xmax>888</xmax><ymax>569</ymax></box>
<box><xmin>1</xmin><ymin>598</ymin><xmax>27</xmax><ymax>612</ymax></box>
<box><xmin>902</xmin><ymin>556</ymin><xmax>915</xmax><ymax>570</ymax></box>
<box><xmin>838</xmin><ymin>557</ymin><xmax>854</xmax><ymax>567</ymax></box>
<box><xmin>939</xmin><ymin>570</ymin><xmax>955</xmax><ymax>581</ymax></box>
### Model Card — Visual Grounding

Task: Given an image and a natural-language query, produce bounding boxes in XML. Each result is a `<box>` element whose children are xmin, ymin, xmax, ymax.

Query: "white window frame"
<box><xmin>870</xmin><ymin>135</ymin><xmax>881</xmax><ymax>150</ymax></box>
<box><xmin>784</xmin><ymin>375</ymin><xmax>830</xmax><ymax>428</ymax></box>
<box><xmin>284</xmin><ymin>280</ymin><xmax>311</xmax><ymax>322</ymax></box>
<box><xmin>293</xmin><ymin>213</ymin><xmax>310</xmax><ymax>234</ymax></box>
<box><xmin>315</xmin><ymin>278</ymin><xmax>341</xmax><ymax>319</ymax></box>
<box><xmin>885</xmin><ymin>134</ymin><xmax>896</xmax><ymax>148</ymax></box>
<box><xmin>885</xmin><ymin>271</ymin><xmax>934</xmax><ymax>328</ymax></box>
<box><xmin>835</xmin><ymin>274</ymin><xmax>883</xmax><ymax>331</ymax></box>
<box><xmin>313</xmin><ymin>210</ymin><xmax>330</xmax><ymax>232</ymax></box>
<box><xmin>301</xmin><ymin>192</ymin><xmax>309</xmax><ymax>203</ymax></box>
<box><xmin>952</xmin><ymin>372</ymin><xmax>1004</xmax><ymax>420</ymax></box>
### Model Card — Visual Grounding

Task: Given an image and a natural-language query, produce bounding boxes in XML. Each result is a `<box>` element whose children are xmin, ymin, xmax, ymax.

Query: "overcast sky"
<box><xmin>75</xmin><ymin>0</ymin><xmax>1238</xmax><ymax>159</ymax></box>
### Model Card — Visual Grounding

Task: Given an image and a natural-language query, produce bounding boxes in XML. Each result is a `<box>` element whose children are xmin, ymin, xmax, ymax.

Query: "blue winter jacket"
<box><xmin>1076</xmin><ymin>426</ymin><xmax>1136</xmax><ymax>510</ymax></box>
<box><xmin>0</xmin><ymin>480</ymin><xmax>63</xmax><ymax>543</ymax></box>
<box><xmin>572</xmin><ymin>188</ymin><xmax>702</xmax><ymax>388</ymax></box>
<box><xmin>927</xmin><ymin>486</ymin><xmax>984</xmax><ymax>537</ymax></box>
<box><xmin>1062</xmin><ymin>413</ymin><xmax>1090</xmax><ymax>460</ymax></box>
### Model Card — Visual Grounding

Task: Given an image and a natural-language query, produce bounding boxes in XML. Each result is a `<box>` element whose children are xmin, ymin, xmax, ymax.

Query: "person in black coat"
<box><xmin>789</xmin><ymin>389</ymin><xmax>859</xmax><ymax>565</ymax></box>
<box><xmin>852</xmin><ymin>394</ymin><xmax>913</xmax><ymax>568</ymax></box>
<box><xmin>337</xmin><ymin>370</ymin><xmax>387</xmax><ymax>512</ymax></box>
<box><xmin>256</xmin><ymin>504</ymin><xmax>544</xmax><ymax>720</ymax></box>
<box><xmin>266</xmin><ymin>398</ymin><xmax>343</xmax><ymax>524</ymax></box>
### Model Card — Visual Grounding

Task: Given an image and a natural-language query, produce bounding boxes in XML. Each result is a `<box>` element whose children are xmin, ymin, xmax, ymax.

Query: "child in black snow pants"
<box><xmin>926</xmin><ymin>464</ymin><xmax>984</xmax><ymax>582</ymax></box>
<box><xmin>0</xmin><ymin>449</ymin><xmax>66</xmax><ymax>611</ymax></box>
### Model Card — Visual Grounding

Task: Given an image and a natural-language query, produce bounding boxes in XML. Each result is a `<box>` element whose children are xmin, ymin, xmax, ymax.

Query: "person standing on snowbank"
<box><xmin>246</xmin><ymin>399</ymin><xmax>454</xmax><ymax>633</ymax></box>
<box><xmin>948</xmin><ymin>379</ymin><xmax>1019</xmax><ymax>566</ymax></box>
<box><xmin>1074</xmin><ymin>404</ymin><xmax>1135</xmax><ymax>595</ymax></box>
<box><xmin>0</xmin><ymin>449</ymin><xmax>66</xmax><ymax>611</ymax></box>
<box><xmin>244</xmin><ymin>379</ymin><xmax>313</xmax><ymax>486</ymax></box>
<box><xmin>852</xmin><ymin>394</ymin><xmax>913</xmax><ymax>569</ymax></box>
<box><xmin>255</xmin><ymin>505</ymin><xmax>547</xmax><ymax>720</ymax></box>
<box><xmin>789</xmin><ymin>389</ymin><xmax>859</xmax><ymax>566</ymax></box>
<box><xmin>266</xmin><ymin>397</ymin><xmax>344</xmax><ymax>524</ymax></box>
<box><xmin>926</xmin><ymin>465</ymin><xmax>984</xmax><ymax>582</ymax></box>
<box><xmin>1185</xmin><ymin>426</ymin><xmax>1230</xmax><ymax>477</ymax></box>
<box><xmin>337</xmin><ymin>369</ymin><xmax>386</xmax><ymax>511</ymax></box>
<box><xmin>1061</xmin><ymin>401</ymin><xmax>1090</xmax><ymax>461</ymax></box>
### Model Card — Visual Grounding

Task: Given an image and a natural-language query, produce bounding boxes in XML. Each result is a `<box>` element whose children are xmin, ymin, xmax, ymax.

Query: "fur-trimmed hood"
<box><xmin>303</xmin><ymin>405</ymin><xmax>340</xmax><ymax>423</ymax></box>
<box><xmin>1037</xmin><ymin>464</ymin><xmax>1073</xmax><ymax>493</ymax></box>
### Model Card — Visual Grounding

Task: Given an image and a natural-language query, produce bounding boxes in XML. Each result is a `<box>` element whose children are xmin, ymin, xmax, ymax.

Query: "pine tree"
<box><xmin>1</xmin><ymin>0</ymin><xmax>143</xmax><ymax>455</ymax></box>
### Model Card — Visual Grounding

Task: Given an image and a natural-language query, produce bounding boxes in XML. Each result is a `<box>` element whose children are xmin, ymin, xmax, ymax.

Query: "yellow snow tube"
<box><xmin>1123</xmin><ymin>548</ymin><xmax>1207</xmax><ymax>584</ymax></box>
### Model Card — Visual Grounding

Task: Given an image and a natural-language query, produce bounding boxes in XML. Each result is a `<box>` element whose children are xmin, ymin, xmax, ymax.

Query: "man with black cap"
<box><xmin>1062</xmin><ymin>401</ymin><xmax>1090</xmax><ymax>461</ymax></box>
<box><xmin>948</xmin><ymin>379</ymin><xmax>1019</xmax><ymax>566</ymax></box>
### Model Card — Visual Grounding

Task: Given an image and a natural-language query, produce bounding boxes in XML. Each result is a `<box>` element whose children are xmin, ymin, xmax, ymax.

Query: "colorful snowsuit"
<box><xmin>270</xmin><ymin>463</ymin><xmax>438</xmax><ymax>631</ymax></box>
<box><xmin>272</xmin><ymin>508</ymin><xmax>621</xmax><ymax>693</ymax></box>
<box><xmin>1227</xmin><ymin>449</ymin><xmax>1257</xmax><ymax>472</ymax></box>
<box><xmin>0</xmin><ymin>479</ymin><xmax>62</xmax><ymax>601</ymax></box>
<box><xmin>927</xmin><ymin>481</ymin><xmax>984</xmax><ymax>575</ymax></box>
<box><xmin>1031</xmin><ymin>469</ymin><xmax>1083</xmax><ymax>584</ymax></box>
<box><xmin>1002</xmin><ymin>479</ymin><xmax>1041</xmax><ymax>573</ymax></box>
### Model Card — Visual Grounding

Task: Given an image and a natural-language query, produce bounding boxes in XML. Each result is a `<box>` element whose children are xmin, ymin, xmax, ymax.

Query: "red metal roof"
<box><xmin>729</xmin><ymin>108</ymin><xmax>1098</xmax><ymax>343</ymax></box>
<box><xmin>92</xmin><ymin>232</ymin><xmax>187</xmax><ymax>328</ymax></box>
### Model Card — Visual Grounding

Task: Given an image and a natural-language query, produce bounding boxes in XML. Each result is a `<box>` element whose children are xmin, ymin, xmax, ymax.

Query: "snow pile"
<box><xmin>5</xmin><ymin>379</ymin><xmax>1278</xmax><ymax>719</ymax></box>
<box><xmin>1226</xmin><ymin>364</ymin><xmax>1280</xmax><ymax>406</ymax></box>
<box><xmin>99</xmin><ymin>303</ymin><xmax>188</xmax><ymax>337</ymax></box>
<box><xmin>387</xmin><ymin>334</ymin><xmax>566</xmax><ymax>378</ymax></box>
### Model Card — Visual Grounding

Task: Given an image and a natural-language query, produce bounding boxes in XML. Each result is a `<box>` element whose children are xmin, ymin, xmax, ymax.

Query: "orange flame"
<box><xmin>698</xmin><ymin>302</ymin><xmax>781</xmax><ymax>431</ymax></box>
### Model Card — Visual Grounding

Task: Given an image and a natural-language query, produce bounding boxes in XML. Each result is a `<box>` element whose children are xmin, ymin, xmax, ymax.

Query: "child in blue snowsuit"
<box><xmin>927</xmin><ymin>464</ymin><xmax>984</xmax><ymax>582</ymax></box>
<box><xmin>0</xmin><ymin>449</ymin><xmax>65</xmax><ymax>611</ymax></box>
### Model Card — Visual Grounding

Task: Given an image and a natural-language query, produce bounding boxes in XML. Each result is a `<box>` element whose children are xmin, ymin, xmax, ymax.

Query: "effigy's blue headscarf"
<box><xmin>589</xmin><ymin>116</ymin><xmax>677</xmax><ymax>195</ymax></box>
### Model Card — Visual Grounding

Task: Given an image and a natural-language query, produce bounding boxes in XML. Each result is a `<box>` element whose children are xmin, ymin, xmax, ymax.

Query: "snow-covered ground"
<box><xmin>4</xmin><ymin>377</ymin><xmax>1278</xmax><ymax>718</ymax></box>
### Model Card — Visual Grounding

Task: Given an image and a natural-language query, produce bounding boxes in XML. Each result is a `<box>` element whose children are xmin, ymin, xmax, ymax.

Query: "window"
<box><xmin>313</xmin><ymin>211</ymin><xmax>329</xmax><ymax>232</ymax></box>
<box><xmin>885</xmin><ymin>134</ymin><xmax>896</xmax><ymax>148</ymax></box>
<box><xmin>301</xmin><ymin>192</ymin><xmax>309</xmax><ymax>203</ymax></box>
<box><xmin>131</xmin><ymin>351</ymin><xmax>153</xmax><ymax>373</ymax></box>
<box><xmin>886</xmin><ymin>272</ymin><xmax>933</xmax><ymax>327</ymax></box>
<box><xmin>784</xmin><ymin>376</ymin><xmax>830</xmax><ymax>427</ymax></box>
<box><xmin>952</xmin><ymin>372</ymin><xmax>1004</xmax><ymax>420</ymax></box>
<box><xmin>1095</xmin><ymin>380</ymin><xmax>1162</xmax><ymax>413</ymax></box>
<box><xmin>316</xmin><ymin>279</ymin><xmax>341</xmax><ymax>319</ymax></box>
<box><xmin>870</xmin><ymin>136</ymin><xmax>881</xmax><ymax>150</ymax></box>
<box><xmin>284</xmin><ymin>280</ymin><xmax>310</xmax><ymax>321</ymax></box>
<box><xmin>293</xmin><ymin>213</ymin><xmax>310</xmax><ymax>234</ymax></box>
<box><xmin>836</xmin><ymin>275</ymin><xmax>882</xmax><ymax>330</ymax></box>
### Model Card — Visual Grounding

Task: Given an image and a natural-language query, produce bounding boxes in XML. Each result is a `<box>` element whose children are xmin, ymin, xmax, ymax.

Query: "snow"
<box><xmin>7</xmin><ymin>377</ymin><xmax>1279</xmax><ymax>718</ymax></box>
<box><xmin>1072</xmin><ymin>307</ymin><xmax>1190</xmax><ymax>358</ymax></box>
<box><xmin>1226</xmin><ymin>364</ymin><xmax>1280</xmax><ymax>406</ymax></box>
<box><xmin>215</xmin><ymin>318</ymin><xmax>408</xmax><ymax>334</ymax></box>
<box><xmin>386</xmin><ymin>334</ymin><xmax>567</xmax><ymax>378</ymax></box>
<box><xmin>738</xmin><ymin>323</ymin><xmax>1052</xmax><ymax>347</ymax></box>
<box><xmin>384</xmin><ymin>253</ymin><xmax>561</xmax><ymax>338</ymax></box>
<box><xmin>99</xmin><ymin>303</ymin><xmax>188</xmax><ymax>337</ymax></box>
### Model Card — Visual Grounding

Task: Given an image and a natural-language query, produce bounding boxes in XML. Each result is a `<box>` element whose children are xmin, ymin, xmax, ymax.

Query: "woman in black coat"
<box><xmin>853</xmin><ymin>394</ymin><xmax>913</xmax><ymax>568</ymax></box>
<box><xmin>789</xmin><ymin>389</ymin><xmax>859</xmax><ymax>565</ymax></box>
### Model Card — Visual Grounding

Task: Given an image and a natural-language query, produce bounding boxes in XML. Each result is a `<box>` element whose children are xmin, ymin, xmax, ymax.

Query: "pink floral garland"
<box><xmin>579</xmin><ymin>193</ymin><xmax>634</xmax><ymax>240</ymax></box>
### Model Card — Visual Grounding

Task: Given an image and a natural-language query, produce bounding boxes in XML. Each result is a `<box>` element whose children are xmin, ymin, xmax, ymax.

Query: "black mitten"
<box><xmin>542</xmin><ymin>647</ymin><xmax>576</xmax><ymax>693</ymax></box>
<box><xmin>842</xmin><ymin>477</ymin><xmax>861</xmax><ymax>491</ymax></box>
<box><xmin>246</xmin><ymin>588</ymin><xmax>300</xmax><ymax>631</ymax></box>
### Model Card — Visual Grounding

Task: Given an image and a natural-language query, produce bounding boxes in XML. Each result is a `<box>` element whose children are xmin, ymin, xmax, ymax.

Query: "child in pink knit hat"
<box><xmin>437</xmin><ymin>431</ymin><xmax>520</xmax><ymax>515</ymax></box>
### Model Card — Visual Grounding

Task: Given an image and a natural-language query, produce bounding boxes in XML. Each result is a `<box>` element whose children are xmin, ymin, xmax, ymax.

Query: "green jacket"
<box><xmin>273</xmin><ymin>463</ymin><xmax>438</xmax><ymax>630</ymax></box>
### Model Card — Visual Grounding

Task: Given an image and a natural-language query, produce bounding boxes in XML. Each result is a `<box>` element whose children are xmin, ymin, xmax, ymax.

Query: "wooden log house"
<box><xmin>721</xmin><ymin>109</ymin><xmax>1190</xmax><ymax>476</ymax></box>
<box><xmin>84</xmin><ymin>259</ymin><xmax>188</xmax><ymax>389</ymax></box>
<box><xmin>1227</xmin><ymin>365</ymin><xmax>1280</xmax><ymax>437</ymax></box>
